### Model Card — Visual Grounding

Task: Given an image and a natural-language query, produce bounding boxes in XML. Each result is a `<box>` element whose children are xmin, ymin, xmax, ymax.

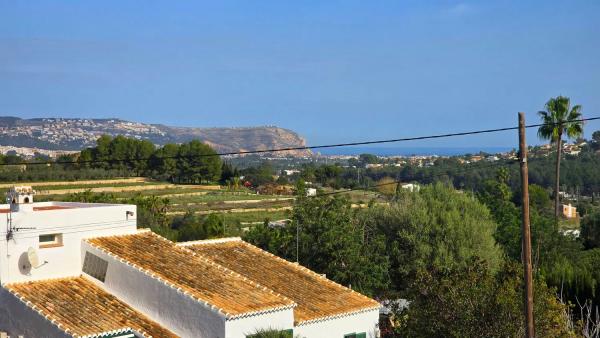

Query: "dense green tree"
<box><xmin>592</xmin><ymin>131</ymin><xmax>600</xmax><ymax>150</ymax></box>
<box><xmin>362</xmin><ymin>183</ymin><xmax>502</xmax><ymax>294</ymax></box>
<box><xmin>538</xmin><ymin>96</ymin><xmax>584</xmax><ymax>220</ymax></box>
<box><xmin>177</xmin><ymin>140</ymin><xmax>222</xmax><ymax>183</ymax></box>
<box><xmin>402</xmin><ymin>260</ymin><xmax>573</xmax><ymax>337</ymax></box>
<box><xmin>314</xmin><ymin>164</ymin><xmax>343</xmax><ymax>188</ymax></box>
<box><xmin>150</xmin><ymin>143</ymin><xmax>179</xmax><ymax>181</ymax></box>
<box><xmin>93</xmin><ymin>134</ymin><xmax>113</xmax><ymax>169</ymax></box>
<box><xmin>359</xmin><ymin>153</ymin><xmax>379</xmax><ymax>165</ymax></box>
<box><xmin>477</xmin><ymin>179</ymin><xmax>522</xmax><ymax>260</ymax></box>
<box><xmin>176</xmin><ymin>212</ymin><xmax>225</xmax><ymax>242</ymax></box>
<box><xmin>219</xmin><ymin>161</ymin><xmax>238</xmax><ymax>185</ymax></box>
<box><xmin>581</xmin><ymin>210</ymin><xmax>600</xmax><ymax>249</ymax></box>
<box><xmin>245</xmin><ymin>194</ymin><xmax>390</xmax><ymax>296</ymax></box>
<box><xmin>529</xmin><ymin>184</ymin><xmax>553</xmax><ymax>214</ymax></box>
<box><xmin>241</xmin><ymin>161</ymin><xmax>275</xmax><ymax>187</ymax></box>
<box><xmin>131</xmin><ymin>139</ymin><xmax>156</xmax><ymax>175</ymax></box>
<box><xmin>1</xmin><ymin>153</ymin><xmax>23</xmax><ymax>165</ymax></box>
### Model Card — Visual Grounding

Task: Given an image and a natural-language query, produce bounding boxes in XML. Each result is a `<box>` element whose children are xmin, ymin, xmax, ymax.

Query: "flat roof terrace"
<box><xmin>0</xmin><ymin>201</ymin><xmax>125</xmax><ymax>213</ymax></box>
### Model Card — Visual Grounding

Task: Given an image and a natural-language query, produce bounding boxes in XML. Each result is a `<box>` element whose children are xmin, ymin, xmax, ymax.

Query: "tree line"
<box><xmin>0</xmin><ymin>135</ymin><xmax>224</xmax><ymax>184</ymax></box>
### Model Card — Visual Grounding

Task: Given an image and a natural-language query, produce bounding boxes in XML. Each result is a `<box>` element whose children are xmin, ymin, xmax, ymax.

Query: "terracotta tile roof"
<box><xmin>5</xmin><ymin>276</ymin><xmax>177</xmax><ymax>338</ymax></box>
<box><xmin>85</xmin><ymin>231</ymin><xmax>294</xmax><ymax>318</ymax></box>
<box><xmin>180</xmin><ymin>238</ymin><xmax>380</xmax><ymax>324</ymax></box>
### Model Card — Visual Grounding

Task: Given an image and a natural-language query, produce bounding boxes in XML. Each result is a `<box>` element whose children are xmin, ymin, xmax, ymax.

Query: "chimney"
<box><xmin>6</xmin><ymin>186</ymin><xmax>35</xmax><ymax>212</ymax></box>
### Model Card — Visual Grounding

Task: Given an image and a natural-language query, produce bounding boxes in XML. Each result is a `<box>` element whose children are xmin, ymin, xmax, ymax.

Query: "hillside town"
<box><xmin>0</xmin><ymin>118</ymin><xmax>166</xmax><ymax>149</ymax></box>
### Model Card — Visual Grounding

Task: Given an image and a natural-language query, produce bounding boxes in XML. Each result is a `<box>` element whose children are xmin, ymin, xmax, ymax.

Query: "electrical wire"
<box><xmin>1</xmin><ymin>116</ymin><xmax>598</xmax><ymax>167</ymax></box>
<box><xmin>314</xmin><ymin>158</ymin><xmax>520</xmax><ymax>197</ymax></box>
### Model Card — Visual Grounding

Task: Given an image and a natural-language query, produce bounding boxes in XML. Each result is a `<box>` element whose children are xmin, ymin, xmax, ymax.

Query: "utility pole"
<box><xmin>296</xmin><ymin>222</ymin><xmax>299</xmax><ymax>263</ymax></box>
<box><xmin>519</xmin><ymin>112</ymin><xmax>535</xmax><ymax>338</ymax></box>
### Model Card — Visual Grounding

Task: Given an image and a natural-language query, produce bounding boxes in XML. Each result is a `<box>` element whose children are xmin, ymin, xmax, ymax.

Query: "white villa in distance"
<box><xmin>0</xmin><ymin>186</ymin><xmax>380</xmax><ymax>338</ymax></box>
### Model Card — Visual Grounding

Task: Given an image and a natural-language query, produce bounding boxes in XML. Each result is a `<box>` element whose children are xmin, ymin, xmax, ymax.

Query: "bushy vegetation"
<box><xmin>403</xmin><ymin>260</ymin><xmax>572</xmax><ymax>338</ymax></box>
<box><xmin>242</xmin><ymin>179</ymin><xmax>599</xmax><ymax>336</ymax></box>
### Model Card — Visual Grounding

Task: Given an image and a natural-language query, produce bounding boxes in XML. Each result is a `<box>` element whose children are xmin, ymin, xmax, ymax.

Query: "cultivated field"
<box><xmin>7</xmin><ymin>178</ymin><xmax>388</xmax><ymax>236</ymax></box>
<box><xmin>24</xmin><ymin>178</ymin><xmax>294</xmax><ymax>232</ymax></box>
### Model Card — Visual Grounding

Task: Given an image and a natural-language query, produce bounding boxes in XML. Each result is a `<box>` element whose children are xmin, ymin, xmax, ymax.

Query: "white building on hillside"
<box><xmin>0</xmin><ymin>187</ymin><xmax>380</xmax><ymax>338</ymax></box>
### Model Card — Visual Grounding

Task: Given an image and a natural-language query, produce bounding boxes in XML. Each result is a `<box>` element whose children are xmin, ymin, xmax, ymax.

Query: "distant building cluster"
<box><xmin>0</xmin><ymin>118</ymin><xmax>165</xmax><ymax>149</ymax></box>
<box><xmin>0</xmin><ymin>145</ymin><xmax>78</xmax><ymax>159</ymax></box>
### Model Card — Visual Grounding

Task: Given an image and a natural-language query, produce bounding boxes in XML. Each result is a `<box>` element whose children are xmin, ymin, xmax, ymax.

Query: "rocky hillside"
<box><xmin>0</xmin><ymin>117</ymin><xmax>310</xmax><ymax>157</ymax></box>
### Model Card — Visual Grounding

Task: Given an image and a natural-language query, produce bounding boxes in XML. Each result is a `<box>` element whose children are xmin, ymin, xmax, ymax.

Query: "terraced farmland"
<box><xmin>27</xmin><ymin>178</ymin><xmax>294</xmax><ymax>233</ymax></box>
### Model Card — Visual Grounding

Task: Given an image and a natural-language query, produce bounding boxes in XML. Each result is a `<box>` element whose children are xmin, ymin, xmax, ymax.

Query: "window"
<box><xmin>39</xmin><ymin>233</ymin><xmax>63</xmax><ymax>248</ymax></box>
<box><xmin>83</xmin><ymin>252</ymin><xmax>109</xmax><ymax>282</ymax></box>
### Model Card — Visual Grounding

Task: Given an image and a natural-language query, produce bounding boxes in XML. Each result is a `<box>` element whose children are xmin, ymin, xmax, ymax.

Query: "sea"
<box><xmin>316</xmin><ymin>146</ymin><xmax>514</xmax><ymax>157</ymax></box>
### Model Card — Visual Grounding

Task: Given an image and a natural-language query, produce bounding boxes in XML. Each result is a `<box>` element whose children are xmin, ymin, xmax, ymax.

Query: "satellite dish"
<box><xmin>27</xmin><ymin>247</ymin><xmax>45</xmax><ymax>269</ymax></box>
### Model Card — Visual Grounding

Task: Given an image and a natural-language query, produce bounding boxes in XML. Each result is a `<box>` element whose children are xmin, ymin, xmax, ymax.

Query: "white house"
<box><xmin>400</xmin><ymin>183</ymin><xmax>420</xmax><ymax>193</ymax></box>
<box><xmin>0</xmin><ymin>186</ymin><xmax>380</xmax><ymax>338</ymax></box>
<box><xmin>562</xmin><ymin>203</ymin><xmax>578</xmax><ymax>219</ymax></box>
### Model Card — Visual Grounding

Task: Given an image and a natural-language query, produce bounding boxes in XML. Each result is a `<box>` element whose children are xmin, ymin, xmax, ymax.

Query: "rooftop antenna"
<box><xmin>5</xmin><ymin>187</ymin><xmax>36</xmax><ymax>241</ymax></box>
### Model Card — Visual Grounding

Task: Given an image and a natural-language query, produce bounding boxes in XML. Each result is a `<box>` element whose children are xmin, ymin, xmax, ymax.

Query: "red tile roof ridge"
<box><xmin>237</xmin><ymin>240</ymin><xmax>379</xmax><ymax>306</ymax></box>
<box><xmin>177</xmin><ymin>237</ymin><xmax>242</xmax><ymax>246</ymax></box>
<box><xmin>295</xmin><ymin>305</ymin><xmax>382</xmax><ymax>326</ymax></box>
<box><xmin>184</xmin><ymin>239</ymin><xmax>382</xmax><ymax>324</ymax></box>
<box><xmin>85</xmin><ymin>231</ymin><xmax>296</xmax><ymax>319</ymax></box>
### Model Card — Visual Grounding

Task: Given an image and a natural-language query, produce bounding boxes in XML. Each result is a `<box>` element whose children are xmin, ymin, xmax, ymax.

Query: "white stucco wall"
<box><xmin>294</xmin><ymin>308</ymin><xmax>380</xmax><ymax>338</ymax></box>
<box><xmin>82</xmin><ymin>242</ymin><xmax>296</xmax><ymax>338</ymax></box>
<box><xmin>0</xmin><ymin>287</ymin><xmax>71</xmax><ymax>338</ymax></box>
<box><xmin>225</xmin><ymin>308</ymin><xmax>294</xmax><ymax>338</ymax></box>
<box><xmin>0</xmin><ymin>202</ymin><xmax>137</xmax><ymax>284</ymax></box>
<box><xmin>83</xmin><ymin>242</ymin><xmax>227</xmax><ymax>338</ymax></box>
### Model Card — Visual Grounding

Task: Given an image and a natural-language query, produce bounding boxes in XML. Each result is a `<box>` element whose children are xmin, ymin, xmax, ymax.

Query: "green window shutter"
<box><xmin>344</xmin><ymin>334</ymin><xmax>357</xmax><ymax>338</ymax></box>
<box><xmin>356</xmin><ymin>333</ymin><xmax>366</xmax><ymax>338</ymax></box>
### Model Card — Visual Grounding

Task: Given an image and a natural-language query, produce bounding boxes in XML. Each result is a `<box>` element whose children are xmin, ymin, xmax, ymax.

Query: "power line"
<box><xmin>314</xmin><ymin>159</ymin><xmax>519</xmax><ymax>198</ymax></box>
<box><xmin>1</xmin><ymin>116</ymin><xmax>598</xmax><ymax>167</ymax></box>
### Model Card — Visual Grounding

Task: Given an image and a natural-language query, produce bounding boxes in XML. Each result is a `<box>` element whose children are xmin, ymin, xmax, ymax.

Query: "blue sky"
<box><xmin>1</xmin><ymin>1</ymin><xmax>599</xmax><ymax>147</ymax></box>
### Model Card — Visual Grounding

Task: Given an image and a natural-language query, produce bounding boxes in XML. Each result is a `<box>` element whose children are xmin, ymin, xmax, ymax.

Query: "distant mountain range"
<box><xmin>0</xmin><ymin>117</ymin><xmax>310</xmax><ymax>156</ymax></box>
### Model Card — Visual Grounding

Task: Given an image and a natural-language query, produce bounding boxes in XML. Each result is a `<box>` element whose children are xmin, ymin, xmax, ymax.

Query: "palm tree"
<box><xmin>537</xmin><ymin>96</ymin><xmax>583</xmax><ymax>222</ymax></box>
